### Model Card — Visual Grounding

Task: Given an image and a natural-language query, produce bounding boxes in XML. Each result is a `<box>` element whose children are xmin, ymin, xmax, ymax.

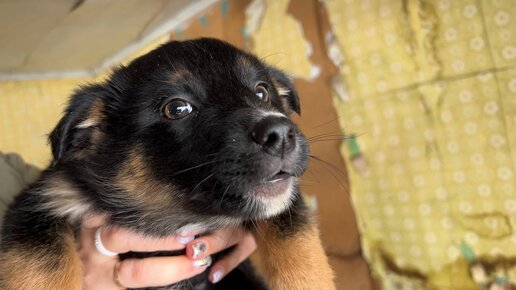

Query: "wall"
<box><xmin>328</xmin><ymin>0</ymin><xmax>516</xmax><ymax>289</ymax></box>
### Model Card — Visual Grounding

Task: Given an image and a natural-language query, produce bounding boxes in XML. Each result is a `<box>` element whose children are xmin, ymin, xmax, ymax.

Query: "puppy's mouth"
<box><xmin>246</xmin><ymin>169</ymin><xmax>295</xmax><ymax>200</ymax></box>
<box><xmin>266</xmin><ymin>170</ymin><xmax>293</xmax><ymax>183</ymax></box>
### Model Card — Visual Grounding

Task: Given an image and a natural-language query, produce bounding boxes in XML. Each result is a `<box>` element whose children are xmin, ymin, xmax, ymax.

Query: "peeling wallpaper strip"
<box><xmin>250</xmin><ymin>0</ymin><xmax>317</xmax><ymax>80</ymax></box>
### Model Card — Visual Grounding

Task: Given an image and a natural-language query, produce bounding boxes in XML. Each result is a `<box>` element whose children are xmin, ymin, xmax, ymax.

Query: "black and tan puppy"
<box><xmin>0</xmin><ymin>38</ymin><xmax>334</xmax><ymax>290</ymax></box>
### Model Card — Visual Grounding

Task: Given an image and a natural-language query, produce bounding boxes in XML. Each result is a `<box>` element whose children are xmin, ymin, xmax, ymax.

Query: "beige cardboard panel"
<box><xmin>0</xmin><ymin>0</ymin><xmax>75</xmax><ymax>70</ymax></box>
<box><xmin>20</xmin><ymin>0</ymin><xmax>166</xmax><ymax>72</ymax></box>
<box><xmin>0</xmin><ymin>0</ymin><xmax>217</xmax><ymax>79</ymax></box>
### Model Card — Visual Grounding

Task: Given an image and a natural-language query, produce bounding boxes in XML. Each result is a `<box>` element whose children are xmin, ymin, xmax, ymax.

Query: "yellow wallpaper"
<box><xmin>0</xmin><ymin>79</ymin><xmax>82</xmax><ymax>167</ymax></box>
<box><xmin>0</xmin><ymin>36</ymin><xmax>169</xmax><ymax>168</ymax></box>
<box><xmin>326</xmin><ymin>0</ymin><xmax>516</xmax><ymax>288</ymax></box>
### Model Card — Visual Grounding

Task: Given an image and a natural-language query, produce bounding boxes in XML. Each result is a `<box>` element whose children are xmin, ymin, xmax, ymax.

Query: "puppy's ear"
<box><xmin>269</xmin><ymin>68</ymin><xmax>300</xmax><ymax>115</ymax></box>
<box><xmin>49</xmin><ymin>84</ymin><xmax>110</xmax><ymax>162</ymax></box>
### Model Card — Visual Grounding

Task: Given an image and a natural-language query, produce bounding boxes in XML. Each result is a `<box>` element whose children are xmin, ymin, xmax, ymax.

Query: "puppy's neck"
<box><xmin>35</xmin><ymin>170</ymin><xmax>93</xmax><ymax>223</ymax></box>
<box><xmin>35</xmin><ymin>167</ymin><xmax>243</xmax><ymax>237</ymax></box>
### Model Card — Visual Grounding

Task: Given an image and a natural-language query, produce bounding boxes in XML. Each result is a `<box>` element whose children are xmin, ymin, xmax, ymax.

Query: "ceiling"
<box><xmin>0</xmin><ymin>0</ymin><xmax>217</xmax><ymax>80</ymax></box>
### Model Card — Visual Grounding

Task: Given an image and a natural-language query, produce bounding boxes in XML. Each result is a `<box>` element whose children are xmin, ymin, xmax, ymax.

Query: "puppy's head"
<box><xmin>50</xmin><ymin>38</ymin><xmax>308</xmax><ymax>234</ymax></box>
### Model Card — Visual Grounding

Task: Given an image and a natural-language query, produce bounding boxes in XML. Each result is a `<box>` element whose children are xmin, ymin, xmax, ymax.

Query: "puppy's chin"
<box><xmin>244</xmin><ymin>177</ymin><xmax>296</xmax><ymax>219</ymax></box>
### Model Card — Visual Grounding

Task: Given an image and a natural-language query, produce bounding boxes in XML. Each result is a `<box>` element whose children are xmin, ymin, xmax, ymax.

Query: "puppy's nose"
<box><xmin>251</xmin><ymin>117</ymin><xmax>296</xmax><ymax>157</ymax></box>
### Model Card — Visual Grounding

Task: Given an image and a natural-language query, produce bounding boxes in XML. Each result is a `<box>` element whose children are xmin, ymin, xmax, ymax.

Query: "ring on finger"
<box><xmin>94</xmin><ymin>227</ymin><xmax>119</xmax><ymax>257</ymax></box>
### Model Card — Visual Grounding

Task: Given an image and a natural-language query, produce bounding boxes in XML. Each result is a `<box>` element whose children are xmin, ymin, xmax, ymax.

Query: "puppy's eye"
<box><xmin>254</xmin><ymin>83</ymin><xmax>269</xmax><ymax>102</ymax></box>
<box><xmin>163</xmin><ymin>99</ymin><xmax>193</xmax><ymax>120</ymax></box>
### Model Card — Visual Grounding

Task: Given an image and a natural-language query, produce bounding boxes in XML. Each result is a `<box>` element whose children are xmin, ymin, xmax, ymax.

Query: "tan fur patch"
<box><xmin>254</xmin><ymin>218</ymin><xmax>336</xmax><ymax>290</ymax></box>
<box><xmin>0</xmin><ymin>229</ymin><xmax>81</xmax><ymax>290</ymax></box>
<box><xmin>89</xmin><ymin>128</ymin><xmax>103</xmax><ymax>148</ymax></box>
<box><xmin>40</xmin><ymin>174</ymin><xmax>92</xmax><ymax>222</ymax></box>
<box><xmin>272</xmin><ymin>79</ymin><xmax>293</xmax><ymax>112</ymax></box>
<box><xmin>75</xmin><ymin>99</ymin><xmax>105</xmax><ymax>159</ymax></box>
<box><xmin>170</xmin><ymin>68</ymin><xmax>193</xmax><ymax>82</ymax></box>
<box><xmin>272</xmin><ymin>79</ymin><xmax>291</xmax><ymax>96</ymax></box>
<box><xmin>116</xmin><ymin>146</ymin><xmax>175</xmax><ymax>209</ymax></box>
<box><xmin>279</xmin><ymin>97</ymin><xmax>291</xmax><ymax>113</ymax></box>
<box><xmin>76</xmin><ymin>99</ymin><xmax>105</xmax><ymax>129</ymax></box>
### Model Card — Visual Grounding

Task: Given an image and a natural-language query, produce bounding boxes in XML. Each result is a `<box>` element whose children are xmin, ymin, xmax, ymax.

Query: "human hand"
<box><xmin>79</xmin><ymin>215</ymin><xmax>257</xmax><ymax>289</ymax></box>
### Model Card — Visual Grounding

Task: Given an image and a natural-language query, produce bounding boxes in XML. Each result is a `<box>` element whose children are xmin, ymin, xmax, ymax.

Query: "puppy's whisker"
<box><xmin>307</xmin><ymin>129</ymin><xmax>342</xmax><ymax>136</ymax></box>
<box><xmin>163</xmin><ymin>50</ymin><xmax>178</xmax><ymax>72</ymax></box>
<box><xmin>170</xmin><ymin>160</ymin><xmax>218</xmax><ymax>177</ymax></box>
<box><xmin>218</xmin><ymin>185</ymin><xmax>231</xmax><ymax>213</ymax></box>
<box><xmin>308</xmin><ymin>138</ymin><xmax>347</xmax><ymax>145</ymax></box>
<box><xmin>308</xmin><ymin>136</ymin><xmax>344</xmax><ymax>141</ymax></box>
<box><xmin>307</xmin><ymin>138</ymin><xmax>346</xmax><ymax>144</ymax></box>
<box><xmin>307</xmin><ymin>134</ymin><xmax>345</xmax><ymax>140</ymax></box>
<box><xmin>260</xmin><ymin>51</ymin><xmax>286</xmax><ymax>60</ymax></box>
<box><xmin>307</xmin><ymin>132</ymin><xmax>346</xmax><ymax>141</ymax></box>
<box><xmin>224</xmin><ymin>225</ymin><xmax>239</xmax><ymax>250</ymax></box>
<box><xmin>303</xmin><ymin>169</ymin><xmax>320</xmax><ymax>184</ymax></box>
<box><xmin>308</xmin><ymin>155</ymin><xmax>348</xmax><ymax>189</ymax></box>
<box><xmin>250</xmin><ymin>219</ymin><xmax>266</xmax><ymax>246</ymax></box>
<box><xmin>306</xmin><ymin>129</ymin><xmax>358</xmax><ymax>140</ymax></box>
<box><xmin>191</xmin><ymin>172</ymin><xmax>215</xmax><ymax>193</ymax></box>
<box><xmin>309</xmin><ymin>155</ymin><xmax>347</xmax><ymax>178</ymax></box>
<box><xmin>310</xmin><ymin>117</ymin><xmax>341</xmax><ymax>130</ymax></box>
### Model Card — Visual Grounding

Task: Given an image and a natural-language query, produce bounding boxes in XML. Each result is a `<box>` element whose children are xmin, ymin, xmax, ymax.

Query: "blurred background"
<box><xmin>0</xmin><ymin>0</ymin><xmax>515</xmax><ymax>289</ymax></box>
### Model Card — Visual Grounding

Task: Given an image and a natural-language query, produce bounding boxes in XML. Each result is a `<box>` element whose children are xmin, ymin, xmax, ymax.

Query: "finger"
<box><xmin>186</xmin><ymin>227</ymin><xmax>246</xmax><ymax>259</ymax></box>
<box><xmin>117</xmin><ymin>255</ymin><xmax>212</xmax><ymax>288</ymax></box>
<box><xmin>209</xmin><ymin>232</ymin><xmax>257</xmax><ymax>284</ymax></box>
<box><xmin>79</xmin><ymin>226</ymin><xmax>113</xmax><ymax>264</ymax></box>
<box><xmin>79</xmin><ymin>225</ymin><xmax>120</xmax><ymax>290</ymax></box>
<box><xmin>100</xmin><ymin>227</ymin><xmax>191</xmax><ymax>253</ymax></box>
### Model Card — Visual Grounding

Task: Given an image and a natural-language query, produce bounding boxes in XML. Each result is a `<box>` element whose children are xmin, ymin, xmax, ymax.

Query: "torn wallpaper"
<box><xmin>326</xmin><ymin>0</ymin><xmax>516</xmax><ymax>289</ymax></box>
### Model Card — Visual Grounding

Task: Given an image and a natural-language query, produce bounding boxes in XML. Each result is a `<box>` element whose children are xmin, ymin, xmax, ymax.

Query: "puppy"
<box><xmin>0</xmin><ymin>38</ymin><xmax>334</xmax><ymax>290</ymax></box>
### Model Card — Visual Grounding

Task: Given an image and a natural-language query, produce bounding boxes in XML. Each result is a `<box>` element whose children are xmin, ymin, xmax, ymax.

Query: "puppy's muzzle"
<box><xmin>251</xmin><ymin>116</ymin><xmax>296</xmax><ymax>158</ymax></box>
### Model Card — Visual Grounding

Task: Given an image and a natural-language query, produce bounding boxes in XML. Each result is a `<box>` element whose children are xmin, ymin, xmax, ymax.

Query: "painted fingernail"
<box><xmin>176</xmin><ymin>235</ymin><xmax>195</xmax><ymax>244</ymax></box>
<box><xmin>193</xmin><ymin>256</ymin><xmax>212</xmax><ymax>268</ymax></box>
<box><xmin>191</xmin><ymin>241</ymin><xmax>207</xmax><ymax>259</ymax></box>
<box><xmin>211</xmin><ymin>269</ymin><xmax>224</xmax><ymax>283</ymax></box>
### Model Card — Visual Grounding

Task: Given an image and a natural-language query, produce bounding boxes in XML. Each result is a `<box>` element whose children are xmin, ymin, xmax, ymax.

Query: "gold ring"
<box><xmin>113</xmin><ymin>261</ymin><xmax>126</xmax><ymax>289</ymax></box>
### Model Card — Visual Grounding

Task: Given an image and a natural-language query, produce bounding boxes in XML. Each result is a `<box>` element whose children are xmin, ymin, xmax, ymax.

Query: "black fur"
<box><xmin>1</xmin><ymin>38</ymin><xmax>310</xmax><ymax>289</ymax></box>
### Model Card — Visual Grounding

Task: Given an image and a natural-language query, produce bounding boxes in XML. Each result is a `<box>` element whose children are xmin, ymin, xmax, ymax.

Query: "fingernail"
<box><xmin>176</xmin><ymin>235</ymin><xmax>195</xmax><ymax>244</ymax></box>
<box><xmin>211</xmin><ymin>269</ymin><xmax>224</xmax><ymax>283</ymax></box>
<box><xmin>191</xmin><ymin>241</ymin><xmax>207</xmax><ymax>259</ymax></box>
<box><xmin>193</xmin><ymin>256</ymin><xmax>212</xmax><ymax>268</ymax></box>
